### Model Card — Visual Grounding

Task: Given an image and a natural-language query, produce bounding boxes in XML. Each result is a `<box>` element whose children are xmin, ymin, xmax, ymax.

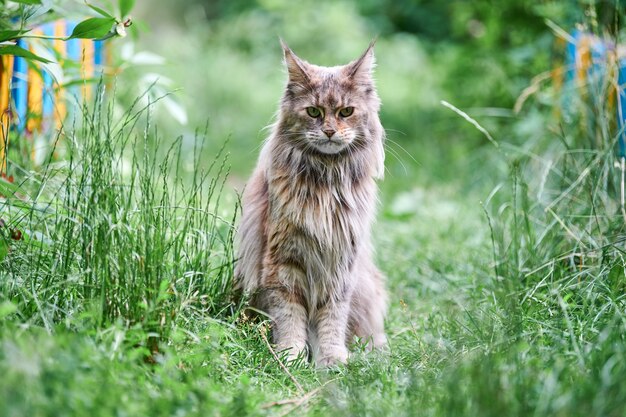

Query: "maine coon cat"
<box><xmin>235</xmin><ymin>40</ymin><xmax>387</xmax><ymax>367</ymax></box>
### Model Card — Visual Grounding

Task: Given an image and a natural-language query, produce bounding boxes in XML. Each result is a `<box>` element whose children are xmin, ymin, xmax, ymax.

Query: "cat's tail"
<box><xmin>234</xmin><ymin>166</ymin><xmax>269</xmax><ymax>295</ymax></box>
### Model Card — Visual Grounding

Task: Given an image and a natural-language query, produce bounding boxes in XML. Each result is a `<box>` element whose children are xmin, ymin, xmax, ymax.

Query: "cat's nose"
<box><xmin>323</xmin><ymin>129</ymin><xmax>336</xmax><ymax>138</ymax></box>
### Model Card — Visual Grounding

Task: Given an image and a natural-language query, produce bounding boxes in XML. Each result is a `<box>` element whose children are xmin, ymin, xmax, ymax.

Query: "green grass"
<box><xmin>2</xmin><ymin>40</ymin><xmax>626</xmax><ymax>417</ymax></box>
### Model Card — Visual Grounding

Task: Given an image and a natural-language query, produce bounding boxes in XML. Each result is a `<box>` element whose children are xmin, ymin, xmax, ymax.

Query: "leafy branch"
<box><xmin>0</xmin><ymin>0</ymin><xmax>135</xmax><ymax>64</ymax></box>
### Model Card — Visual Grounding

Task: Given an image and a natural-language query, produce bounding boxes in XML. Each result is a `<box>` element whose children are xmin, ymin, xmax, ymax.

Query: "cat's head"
<box><xmin>277</xmin><ymin>40</ymin><xmax>382</xmax><ymax>157</ymax></box>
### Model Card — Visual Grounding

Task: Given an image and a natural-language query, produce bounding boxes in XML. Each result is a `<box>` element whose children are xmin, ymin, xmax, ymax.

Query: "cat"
<box><xmin>234</xmin><ymin>40</ymin><xmax>387</xmax><ymax>367</ymax></box>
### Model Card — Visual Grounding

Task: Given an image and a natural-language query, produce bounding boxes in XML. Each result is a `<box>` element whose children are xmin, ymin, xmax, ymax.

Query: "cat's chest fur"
<box><xmin>266</xmin><ymin>163</ymin><xmax>376</xmax><ymax>280</ymax></box>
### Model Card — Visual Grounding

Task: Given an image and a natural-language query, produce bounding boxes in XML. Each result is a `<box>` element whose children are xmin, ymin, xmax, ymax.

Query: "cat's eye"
<box><xmin>339</xmin><ymin>107</ymin><xmax>354</xmax><ymax>117</ymax></box>
<box><xmin>306</xmin><ymin>107</ymin><xmax>322</xmax><ymax>118</ymax></box>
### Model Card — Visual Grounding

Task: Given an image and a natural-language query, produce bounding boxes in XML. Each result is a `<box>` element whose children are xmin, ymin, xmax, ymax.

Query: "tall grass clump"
<box><xmin>472</xmin><ymin>32</ymin><xmax>626</xmax><ymax>414</ymax></box>
<box><xmin>0</xmin><ymin>84</ymin><xmax>236</xmax><ymax>346</ymax></box>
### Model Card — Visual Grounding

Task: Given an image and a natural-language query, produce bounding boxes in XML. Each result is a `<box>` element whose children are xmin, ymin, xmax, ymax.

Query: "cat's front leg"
<box><xmin>261</xmin><ymin>264</ymin><xmax>309</xmax><ymax>362</ymax></box>
<box><xmin>313</xmin><ymin>298</ymin><xmax>351</xmax><ymax>367</ymax></box>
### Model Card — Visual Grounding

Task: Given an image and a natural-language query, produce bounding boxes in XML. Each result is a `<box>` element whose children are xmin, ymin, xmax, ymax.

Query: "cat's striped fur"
<box><xmin>235</xmin><ymin>41</ymin><xmax>387</xmax><ymax>366</ymax></box>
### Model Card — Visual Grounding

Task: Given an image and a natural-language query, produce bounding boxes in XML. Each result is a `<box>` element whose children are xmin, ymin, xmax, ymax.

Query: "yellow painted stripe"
<box><xmin>577</xmin><ymin>36</ymin><xmax>591</xmax><ymax>85</ymax></box>
<box><xmin>81</xmin><ymin>38</ymin><xmax>95</xmax><ymax>101</ymax></box>
<box><xmin>552</xmin><ymin>38</ymin><xmax>565</xmax><ymax>121</ymax></box>
<box><xmin>0</xmin><ymin>55</ymin><xmax>12</xmax><ymax>120</ymax></box>
<box><xmin>53</xmin><ymin>20</ymin><xmax>66</xmax><ymax>56</ymax></box>
<box><xmin>27</xmin><ymin>29</ymin><xmax>44</xmax><ymax>133</ymax></box>
<box><xmin>53</xmin><ymin>20</ymin><xmax>66</xmax><ymax>129</ymax></box>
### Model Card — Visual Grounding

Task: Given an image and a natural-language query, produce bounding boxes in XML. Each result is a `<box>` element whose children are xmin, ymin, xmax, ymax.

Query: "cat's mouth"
<box><xmin>310</xmin><ymin>138</ymin><xmax>350</xmax><ymax>155</ymax></box>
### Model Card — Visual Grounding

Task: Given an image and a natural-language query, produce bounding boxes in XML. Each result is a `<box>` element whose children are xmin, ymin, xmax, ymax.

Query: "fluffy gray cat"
<box><xmin>235</xmin><ymin>40</ymin><xmax>387</xmax><ymax>366</ymax></box>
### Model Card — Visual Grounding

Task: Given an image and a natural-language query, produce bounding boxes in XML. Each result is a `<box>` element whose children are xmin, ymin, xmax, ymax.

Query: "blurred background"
<box><xmin>122</xmin><ymin>0</ymin><xmax>608</xmax><ymax>195</ymax></box>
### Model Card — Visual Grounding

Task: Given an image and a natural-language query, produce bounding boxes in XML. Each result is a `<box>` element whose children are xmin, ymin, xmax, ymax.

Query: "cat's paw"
<box><xmin>284</xmin><ymin>349</ymin><xmax>309</xmax><ymax>365</ymax></box>
<box><xmin>315</xmin><ymin>349</ymin><xmax>349</xmax><ymax>368</ymax></box>
<box><xmin>275</xmin><ymin>341</ymin><xmax>309</xmax><ymax>366</ymax></box>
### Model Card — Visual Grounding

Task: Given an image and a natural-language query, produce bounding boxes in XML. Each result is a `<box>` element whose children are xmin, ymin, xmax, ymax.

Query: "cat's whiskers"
<box><xmin>385</xmin><ymin>137</ymin><xmax>419</xmax><ymax>165</ymax></box>
<box><xmin>382</xmin><ymin>144</ymin><xmax>408</xmax><ymax>176</ymax></box>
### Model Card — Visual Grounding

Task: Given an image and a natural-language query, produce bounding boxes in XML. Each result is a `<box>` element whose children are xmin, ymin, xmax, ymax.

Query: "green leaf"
<box><xmin>84</xmin><ymin>2</ymin><xmax>114</xmax><ymax>19</ymax></box>
<box><xmin>0</xmin><ymin>45</ymin><xmax>52</xmax><ymax>63</ymax></box>
<box><xmin>68</xmin><ymin>17</ymin><xmax>116</xmax><ymax>39</ymax></box>
<box><xmin>0</xmin><ymin>29</ymin><xmax>30</xmax><ymax>43</ymax></box>
<box><xmin>11</xmin><ymin>0</ymin><xmax>42</xmax><ymax>4</ymax></box>
<box><xmin>119</xmin><ymin>0</ymin><xmax>135</xmax><ymax>17</ymax></box>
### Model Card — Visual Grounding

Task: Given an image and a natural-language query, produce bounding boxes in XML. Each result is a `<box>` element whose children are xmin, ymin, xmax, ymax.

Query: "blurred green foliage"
<box><xmin>132</xmin><ymin>0</ymin><xmax>624</xmax><ymax>187</ymax></box>
<box><xmin>126</xmin><ymin>0</ymin><xmax>626</xmax><ymax>219</ymax></box>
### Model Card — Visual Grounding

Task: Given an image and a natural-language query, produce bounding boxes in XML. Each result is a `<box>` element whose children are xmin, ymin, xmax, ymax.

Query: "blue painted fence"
<box><xmin>562</xmin><ymin>30</ymin><xmax>626</xmax><ymax>157</ymax></box>
<box><xmin>0</xmin><ymin>20</ymin><xmax>109</xmax><ymax>171</ymax></box>
<box><xmin>1</xmin><ymin>20</ymin><xmax>107</xmax><ymax>134</ymax></box>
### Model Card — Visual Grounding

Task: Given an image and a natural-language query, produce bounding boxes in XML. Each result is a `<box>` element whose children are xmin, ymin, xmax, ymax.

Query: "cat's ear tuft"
<box><xmin>345</xmin><ymin>40</ymin><xmax>376</xmax><ymax>83</ymax></box>
<box><xmin>280</xmin><ymin>39</ymin><xmax>310</xmax><ymax>85</ymax></box>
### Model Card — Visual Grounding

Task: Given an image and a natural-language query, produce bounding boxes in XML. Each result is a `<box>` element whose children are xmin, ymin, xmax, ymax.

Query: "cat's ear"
<box><xmin>345</xmin><ymin>40</ymin><xmax>376</xmax><ymax>83</ymax></box>
<box><xmin>280</xmin><ymin>39</ymin><xmax>311</xmax><ymax>85</ymax></box>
